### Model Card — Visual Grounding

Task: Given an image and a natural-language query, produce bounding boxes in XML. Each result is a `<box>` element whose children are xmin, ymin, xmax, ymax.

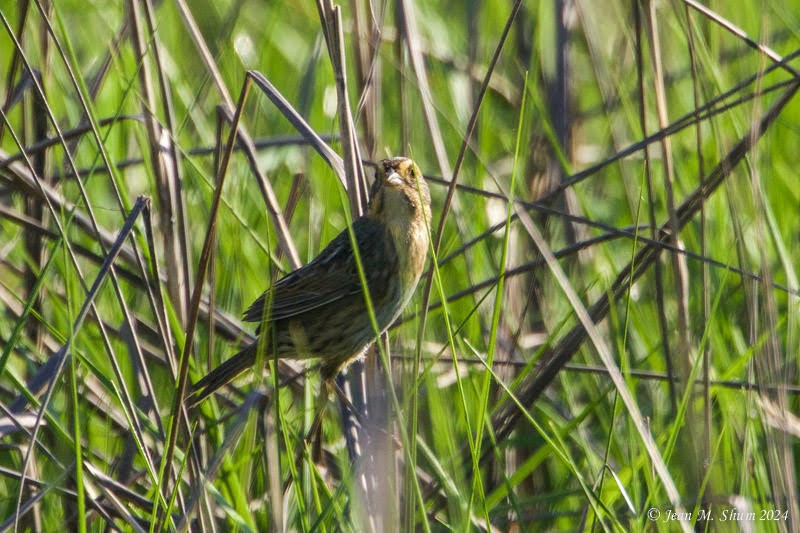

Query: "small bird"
<box><xmin>188</xmin><ymin>157</ymin><xmax>431</xmax><ymax>406</ymax></box>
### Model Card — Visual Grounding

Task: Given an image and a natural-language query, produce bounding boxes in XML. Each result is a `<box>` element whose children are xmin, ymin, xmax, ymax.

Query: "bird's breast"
<box><xmin>390</xmin><ymin>216</ymin><xmax>429</xmax><ymax>303</ymax></box>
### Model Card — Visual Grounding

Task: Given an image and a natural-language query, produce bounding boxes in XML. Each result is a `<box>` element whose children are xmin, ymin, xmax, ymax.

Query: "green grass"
<box><xmin>1</xmin><ymin>0</ymin><xmax>800</xmax><ymax>531</ymax></box>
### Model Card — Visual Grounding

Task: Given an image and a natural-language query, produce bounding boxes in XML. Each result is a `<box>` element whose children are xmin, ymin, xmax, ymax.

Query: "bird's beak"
<box><xmin>386</xmin><ymin>172</ymin><xmax>403</xmax><ymax>187</ymax></box>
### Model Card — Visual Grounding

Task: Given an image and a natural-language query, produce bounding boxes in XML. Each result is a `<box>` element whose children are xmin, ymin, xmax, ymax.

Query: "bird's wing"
<box><xmin>243</xmin><ymin>217</ymin><xmax>389</xmax><ymax>322</ymax></box>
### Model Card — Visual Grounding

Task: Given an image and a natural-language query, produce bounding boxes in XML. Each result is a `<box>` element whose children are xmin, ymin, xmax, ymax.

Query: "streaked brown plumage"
<box><xmin>187</xmin><ymin>157</ymin><xmax>431</xmax><ymax>407</ymax></box>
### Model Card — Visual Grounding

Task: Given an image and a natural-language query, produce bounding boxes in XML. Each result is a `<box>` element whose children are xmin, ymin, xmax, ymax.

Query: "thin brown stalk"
<box><xmin>317</xmin><ymin>1</ymin><xmax>367</xmax><ymax>212</ymax></box>
<box><xmin>684</xmin><ymin>0</ymin><xmax>714</xmax><ymax>498</ymax></box>
<box><xmin>128</xmin><ymin>0</ymin><xmax>191</xmax><ymax>326</ymax></box>
<box><xmin>634</xmin><ymin>0</ymin><xmax>676</xmax><ymax>408</ymax></box>
<box><xmin>647</xmin><ymin>1</ymin><xmax>693</xmax><ymax>394</ymax></box>
<box><xmin>158</xmin><ymin>77</ymin><xmax>252</xmax><ymax>527</ymax></box>
<box><xmin>397</xmin><ymin>0</ymin><xmax>452</xmax><ymax>178</ymax></box>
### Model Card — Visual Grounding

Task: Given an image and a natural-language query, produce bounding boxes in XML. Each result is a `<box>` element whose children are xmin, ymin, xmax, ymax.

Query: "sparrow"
<box><xmin>187</xmin><ymin>157</ymin><xmax>431</xmax><ymax>406</ymax></box>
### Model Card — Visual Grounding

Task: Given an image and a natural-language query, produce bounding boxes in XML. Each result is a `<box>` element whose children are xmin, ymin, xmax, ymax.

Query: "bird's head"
<box><xmin>368</xmin><ymin>157</ymin><xmax>431</xmax><ymax>229</ymax></box>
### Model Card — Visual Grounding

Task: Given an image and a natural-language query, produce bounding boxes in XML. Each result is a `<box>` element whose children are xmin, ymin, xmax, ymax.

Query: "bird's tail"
<box><xmin>186</xmin><ymin>343</ymin><xmax>257</xmax><ymax>408</ymax></box>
